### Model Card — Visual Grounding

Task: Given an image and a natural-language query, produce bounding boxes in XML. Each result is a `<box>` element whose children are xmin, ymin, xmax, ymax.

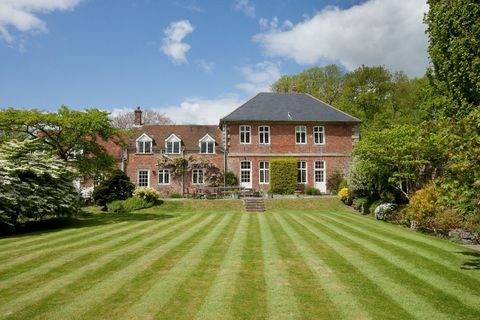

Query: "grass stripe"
<box><xmin>121</xmin><ymin>213</ymin><xmax>235</xmax><ymax>320</ymax></box>
<box><xmin>0</xmin><ymin>215</ymin><xmax>185</xmax><ymax>292</ymax></box>
<box><xmin>194</xmin><ymin>213</ymin><xmax>249</xmax><ymax>320</ymax></box>
<box><xmin>320</xmin><ymin>212</ymin><xmax>480</xmax><ymax>288</ymax></box>
<box><xmin>39</xmin><ymin>214</ymin><xmax>217</xmax><ymax>320</ymax></box>
<box><xmin>303</xmin><ymin>213</ymin><xmax>480</xmax><ymax>313</ymax></box>
<box><xmin>0</xmin><ymin>221</ymin><xmax>148</xmax><ymax>274</ymax></box>
<box><xmin>272</xmin><ymin>212</ymin><xmax>372</xmax><ymax>320</ymax></box>
<box><xmin>258</xmin><ymin>213</ymin><xmax>300</xmax><ymax>320</ymax></box>
<box><xmin>0</xmin><ymin>213</ymin><xmax>209</xmax><ymax>318</ymax></box>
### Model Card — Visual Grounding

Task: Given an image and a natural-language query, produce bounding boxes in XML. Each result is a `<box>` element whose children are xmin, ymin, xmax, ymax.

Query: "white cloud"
<box><xmin>196</xmin><ymin>59</ymin><xmax>215</xmax><ymax>73</ymax></box>
<box><xmin>234</xmin><ymin>0</ymin><xmax>255</xmax><ymax>18</ymax></box>
<box><xmin>259</xmin><ymin>17</ymin><xmax>293</xmax><ymax>31</ymax></box>
<box><xmin>253</xmin><ymin>0</ymin><xmax>429</xmax><ymax>77</ymax></box>
<box><xmin>236</xmin><ymin>61</ymin><xmax>281</xmax><ymax>96</ymax></box>
<box><xmin>0</xmin><ymin>0</ymin><xmax>83</xmax><ymax>44</ymax></box>
<box><xmin>161</xmin><ymin>20</ymin><xmax>194</xmax><ymax>64</ymax></box>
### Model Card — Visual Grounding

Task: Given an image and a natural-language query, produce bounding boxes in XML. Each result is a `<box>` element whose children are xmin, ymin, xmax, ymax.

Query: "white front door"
<box><xmin>314</xmin><ymin>161</ymin><xmax>327</xmax><ymax>193</ymax></box>
<box><xmin>240</xmin><ymin>161</ymin><xmax>252</xmax><ymax>189</ymax></box>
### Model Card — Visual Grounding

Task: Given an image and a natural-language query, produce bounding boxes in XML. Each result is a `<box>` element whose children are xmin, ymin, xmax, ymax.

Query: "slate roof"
<box><xmin>128</xmin><ymin>125</ymin><xmax>223</xmax><ymax>151</ymax></box>
<box><xmin>220</xmin><ymin>92</ymin><xmax>360</xmax><ymax>123</ymax></box>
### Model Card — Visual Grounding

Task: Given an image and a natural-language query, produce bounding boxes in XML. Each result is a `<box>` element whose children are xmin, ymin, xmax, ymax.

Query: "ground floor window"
<box><xmin>259</xmin><ymin>161</ymin><xmax>270</xmax><ymax>184</ymax></box>
<box><xmin>158</xmin><ymin>169</ymin><xmax>170</xmax><ymax>185</ymax></box>
<box><xmin>240</xmin><ymin>161</ymin><xmax>252</xmax><ymax>186</ymax></box>
<box><xmin>314</xmin><ymin>161</ymin><xmax>325</xmax><ymax>182</ymax></box>
<box><xmin>192</xmin><ymin>169</ymin><xmax>204</xmax><ymax>184</ymax></box>
<box><xmin>297</xmin><ymin>161</ymin><xmax>307</xmax><ymax>184</ymax></box>
<box><xmin>137</xmin><ymin>169</ymin><xmax>150</xmax><ymax>187</ymax></box>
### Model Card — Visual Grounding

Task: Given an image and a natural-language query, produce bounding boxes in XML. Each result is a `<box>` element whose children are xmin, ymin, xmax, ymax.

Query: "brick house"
<box><xmin>120</xmin><ymin>91</ymin><xmax>359</xmax><ymax>195</ymax></box>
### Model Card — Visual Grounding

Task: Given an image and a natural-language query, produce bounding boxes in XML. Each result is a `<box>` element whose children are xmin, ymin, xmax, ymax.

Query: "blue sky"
<box><xmin>0</xmin><ymin>0</ymin><xmax>428</xmax><ymax>123</ymax></box>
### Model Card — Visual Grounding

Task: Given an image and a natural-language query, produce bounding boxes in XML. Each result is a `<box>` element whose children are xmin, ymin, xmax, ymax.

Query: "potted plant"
<box><xmin>232</xmin><ymin>190</ymin><xmax>240</xmax><ymax>199</ymax></box>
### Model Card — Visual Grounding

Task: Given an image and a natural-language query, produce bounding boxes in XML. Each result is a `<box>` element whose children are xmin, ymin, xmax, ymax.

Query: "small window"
<box><xmin>240</xmin><ymin>125</ymin><xmax>251</xmax><ymax>144</ymax></box>
<box><xmin>199</xmin><ymin>134</ymin><xmax>215</xmax><ymax>154</ymax></box>
<box><xmin>137</xmin><ymin>169</ymin><xmax>150</xmax><ymax>187</ymax></box>
<box><xmin>259</xmin><ymin>126</ymin><xmax>270</xmax><ymax>144</ymax></box>
<box><xmin>297</xmin><ymin>161</ymin><xmax>307</xmax><ymax>184</ymax></box>
<box><xmin>165</xmin><ymin>134</ymin><xmax>181</xmax><ymax>154</ymax></box>
<box><xmin>259</xmin><ymin>161</ymin><xmax>270</xmax><ymax>184</ymax></box>
<box><xmin>192</xmin><ymin>169</ymin><xmax>204</xmax><ymax>184</ymax></box>
<box><xmin>314</xmin><ymin>126</ymin><xmax>325</xmax><ymax>144</ymax></box>
<box><xmin>158</xmin><ymin>169</ymin><xmax>170</xmax><ymax>185</ymax></box>
<box><xmin>295</xmin><ymin>126</ymin><xmax>307</xmax><ymax>144</ymax></box>
<box><xmin>136</xmin><ymin>134</ymin><xmax>153</xmax><ymax>154</ymax></box>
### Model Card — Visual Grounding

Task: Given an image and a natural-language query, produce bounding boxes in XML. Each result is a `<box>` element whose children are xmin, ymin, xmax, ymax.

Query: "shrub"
<box><xmin>305</xmin><ymin>186</ymin><xmax>321</xmax><ymax>195</ymax></box>
<box><xmin>270</xmin><ymin>158</ymin><xmax>298</xmax><ymax>194</ymax></box>
<box><xmin>374</xmin><ymin>203</ymin><xmax>397</xmax><ymax>221</ymax></box>
<box><xmin>107</xmin><ymin>197</ymin><xmax>153</xmax><ymax>214</ymax></box>
<box><xmin>92</xmin><ymin>170</ymin><xmax>135</xmax><ymax>210</ymax></box>
<box><xmin>328</xmin><ymin>170</ymin><xmax>344</xmax><ymax>194</ymax></box>
<box><xmin>405</xmin><ymin>184</ymin><xmax>438</xmax><ymax>230</ymax></box>
<box><xmin>224</xmin><ymin>171</ymin><xmax>238</xmax><ymax>186</ymax></box>
<box><xmin>170</xmin><ymin>192</ymin><xmax>183</xmax><ymax>199</ymax></box>
<box><xmin>338</xmin><ymin>187</ymin><xmax>352</xmax><ymax>205</ymax></box>
<box><xmin>369</xmin><ymin>200</ymin><xmax>383</xmax><ymax>215</ymax></box>
<box><xmin>352</xmin><ymin>197</ymin><xmax>370</xmax><ymax>215</ymax></box>
<box><xmin>339</xmin><ymin>180</ymin><xmax>348</xmax><ymax>190</ymax></box>
<box><xmin>133</xmin><ymin>187</ymin><xmax>160</xmax><ymax>204</ymax></box>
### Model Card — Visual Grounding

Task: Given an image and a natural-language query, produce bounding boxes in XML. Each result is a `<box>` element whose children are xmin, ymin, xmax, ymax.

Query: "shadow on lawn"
<box><xmin>459</xmin><ymin>251</ymin><xmax>480</xmax><ymax>270</ymax></box>
<box><xmin>0</xmin><ymin>211</ymin><xmax>175</xmax><ymax>239</ymax></box>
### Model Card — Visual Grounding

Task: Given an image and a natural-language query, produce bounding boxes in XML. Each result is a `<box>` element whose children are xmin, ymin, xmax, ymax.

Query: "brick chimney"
<box><xmin>290</xmin><ymin>85</ymin><xmax>299</xmax><ymax>93</ymax></box>
<box><xmin>134</xmin><ymin>106</ymin><xmax>142</xmax><ymax>126</ymax></box>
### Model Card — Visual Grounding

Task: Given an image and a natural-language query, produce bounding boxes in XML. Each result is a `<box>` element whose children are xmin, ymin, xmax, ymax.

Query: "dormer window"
<box><xmin>165</xmin><ymin>134</ymin><xmax>181</xmax><ymax>154</ymax></box>
<box><xmin>136</xmin><ymin>133</ymin><xmax>153</xmax><ymax>154</ymax></box>
<box><xmin>199</xmin><ymin>134</ymin><xmax>215</xmax><ymax>154</ymax></box>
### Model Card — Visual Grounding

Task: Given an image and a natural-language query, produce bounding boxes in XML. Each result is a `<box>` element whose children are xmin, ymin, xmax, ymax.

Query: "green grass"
<box><xmin>0</xmin><ymin>198</ymin><xmax>479</xmax><ymax>320</ymax></box>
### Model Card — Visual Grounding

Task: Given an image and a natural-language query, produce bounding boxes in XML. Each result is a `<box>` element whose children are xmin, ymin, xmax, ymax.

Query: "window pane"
<box><xmin>138</xmin><ymin>170</ymin><xmax>149</xmax><ymax>186</ymax></box>
<box><xmin>138</xmin><ymin>141</ymin><xmax>144</xmax><ymax>153</ymax></box>
<box><xmin>145</xmin><ymin>142</ymin><xmax>151</xmax><ymax>153</ymax></box>
<box><xmin>208</xmin><ymin>142</ymin><xmax>214</xmax><ymax>153</ymax></box>
<box><xmin>201</xmin><ymin>142</ymin><xmax>206</xmax><ymax>153</ymax></box>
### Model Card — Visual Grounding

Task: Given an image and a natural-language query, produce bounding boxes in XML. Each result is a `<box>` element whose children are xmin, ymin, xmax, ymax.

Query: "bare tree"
<box><xmin>111</xmin><ymin>109</ymin><xmax>174</xmax><ymax>130</ymax></box>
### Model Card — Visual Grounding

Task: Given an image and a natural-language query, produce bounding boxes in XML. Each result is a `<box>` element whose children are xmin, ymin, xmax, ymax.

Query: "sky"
<box><xmin>0</xmin><ymin>0</ymin><xmax>429</xmax><ymax>124</ymax></box>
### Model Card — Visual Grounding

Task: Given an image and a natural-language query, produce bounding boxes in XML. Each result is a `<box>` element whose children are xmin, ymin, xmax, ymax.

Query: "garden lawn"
<box><xmin>0</xmin><ymin>198</ymin><xmax>479</xmax><ymax>320</ymax></box>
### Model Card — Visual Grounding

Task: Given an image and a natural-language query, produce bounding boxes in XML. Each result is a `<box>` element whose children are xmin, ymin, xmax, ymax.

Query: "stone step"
<box><xmin>243</xmin><ymin>198</ymin><xmax>265</xmax><ymax>212</ymax></box>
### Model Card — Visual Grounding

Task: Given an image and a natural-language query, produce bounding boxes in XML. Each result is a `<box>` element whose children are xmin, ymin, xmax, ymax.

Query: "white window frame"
<box><xmin>137</xmin><ymin>169</ymin><xmax>150</xmax><ymax>187</ymax></box>
<box><xmin>259</xmin><ymin>161</ymin><xmax>270</xmax><ymax>184</ymax></box>
<box><xmin>297</xmin><ymin>161</ymin><xmax>307</xmax><ymax>184</ymax></box>
<box><xmin>258</xmin><ymin>125</ymin><xmax>270</xmax><ymax>145</ymax></box>
<box><xmin>165</xmin><ymin>133</ymin><xmax>181</xmax><ymax>154</ymax></box>
<box><xmin>192</xmin><ymin>169</ymin><xmax>204</xmax><ymax>184</ymax></box>
<box><xmin>295</xmin><ymin>126</ymin><xmax>307</xmax><ymax>144</ymax></box>
<box><xmin>136</xmin><ymin>133</ymin><xmax>153</xmax><ymax>154</ymax></box>
<box><xmin>199</xmin><ymin>134</ymin><xmax>216</xmax><ymax>154</ymax></box>
<box><xmin>158</xmin><ymin>169</ymin><xmax>170</xmax><ymax>185</ymax></box>
<box><xmin>240</xmin><ymin>161</ymin><xmax>252</xmax><ymax>186</ymax></box>
<box><xmin>314</xmin><ymin>126</ymin><xmax>325</xmax><ymax>145</ymax></box>
<box><xmin>240</xmin><ymin>125</ymin><xmax>251</xmax><ymax>144</ymax></box>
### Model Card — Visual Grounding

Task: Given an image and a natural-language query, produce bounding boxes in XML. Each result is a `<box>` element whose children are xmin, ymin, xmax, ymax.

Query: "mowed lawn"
<box><xmin>0</xmin><ymin>198</ymin><xmax>479</xmax><ymax>320</ymax></box>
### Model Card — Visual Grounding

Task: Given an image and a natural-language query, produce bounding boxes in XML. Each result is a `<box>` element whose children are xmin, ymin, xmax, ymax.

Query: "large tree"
<box><xmin>111</xmin><ymin>109</ymin><xmax>173</xmax><ymax>130</ymax></box>
<box><xmin>425</xmin><ymin>0</ymin><xmax>480</xmax><ymax>117</ymax></box>
<box><xmin>0</xmin><ymin>106</ymin><xmax>118</xmax><ymax>177</ymax></box>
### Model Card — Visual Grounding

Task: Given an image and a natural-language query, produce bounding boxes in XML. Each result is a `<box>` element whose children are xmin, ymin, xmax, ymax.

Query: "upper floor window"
<box><xmin>314</xmin><ymin>126</ymin><xmax>325</xmax><ymax>144</ymax></box>
<box><xmin>297</xmin><ymin>161</ymin><xmax>307</xmax><ymax>184</ymax></box>
<box><xmin>192</xmin><ymin>169</ymin><xmax>204</xmax><ymax>184</ymax></box>
<box><xmin>259</xmin><ymin>161</ymin><xmax>270</xmax><ymax>184</ymax></box>
<box><xmin>258</xmin><ymin>126</ymin><xmax>270</xmax><ymax>144</ymax></box>
<box><xmin>240</xmin><ymin>125</ymin><xmax>251</xmax><ymax>144</ymax></box>
<box><xmin>199</xmin><ymin>134</ymin><xmax>215</xmax><ymax>154</ymax></box>
<box><xmin>136</xmin><ymin>133</ymin><xmax>153</xmax><ymax>154</ymax></box>
<box><xmin>295</xmin><ymin>126</ymin><xmax>307</xmax><ymax>144</ymax></box>
<box><xmin>158</xmin><ymin>169</ymin><xmax>170</xmax><ymax>185</ymax></box>
<box><xmin>165</xmin><ymin>134</ymin><xmax>181</xmax><ymax>154</ymax></box>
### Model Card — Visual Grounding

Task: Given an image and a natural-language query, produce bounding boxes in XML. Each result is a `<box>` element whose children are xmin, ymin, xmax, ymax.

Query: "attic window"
<box><xmin>136</xmin><ymin>133</ymin><xmax>153</xmax><ymax>154</ymax></box>
<box><xmin>199</xmin><ymin>134</ymin><xmax>215</xmax><ymax>154</ymax></box>
<box><xmin>165</xmin><ymin>134</ymin><xmax>181</xmax><ymax>154</ymax></box>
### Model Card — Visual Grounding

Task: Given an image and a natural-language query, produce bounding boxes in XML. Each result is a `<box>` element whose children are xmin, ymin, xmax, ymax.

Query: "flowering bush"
<box><xmin>338</xmin><ymin>187</ymin><xmax>351</xmax><ymax>204</ymax></box>
<box><xmin>133</xmin><ymin>187</ymin><xmax>160</xmax><ymax>204</ymax></box>
<box><xmin>374</xmin><ymin>203</ymin><xmax>397</xmax><ymax>221</ymax></box>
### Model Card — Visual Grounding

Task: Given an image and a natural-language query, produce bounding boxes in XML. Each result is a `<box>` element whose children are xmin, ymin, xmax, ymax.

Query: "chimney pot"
<box><xmin>134</xmin><ymin>106</ymin><xmax>142</xmax><ymax>126</ymax></box>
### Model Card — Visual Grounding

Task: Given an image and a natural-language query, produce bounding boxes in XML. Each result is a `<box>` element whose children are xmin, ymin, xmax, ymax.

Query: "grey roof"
<box><xmin>220</xmin><ymin>92</ymin><xmax>360</xmax><ymax>123</ymax></box>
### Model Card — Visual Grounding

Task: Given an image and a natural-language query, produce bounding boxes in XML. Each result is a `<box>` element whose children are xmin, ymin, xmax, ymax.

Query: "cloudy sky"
<box><xmin>0</xmin><ymin>0</ymin><xmax>429</xmax><ymax>124</ymax></box>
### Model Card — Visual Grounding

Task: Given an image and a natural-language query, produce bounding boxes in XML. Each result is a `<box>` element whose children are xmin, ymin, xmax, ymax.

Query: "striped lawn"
<box><xmin>0</xmin><ymin>198</ymin><xmax>479</xmax><ymax>320</ymax></box>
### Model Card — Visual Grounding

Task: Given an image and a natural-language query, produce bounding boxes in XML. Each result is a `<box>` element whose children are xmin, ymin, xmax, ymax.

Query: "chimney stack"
<box><xmin>134</xmin><ymin>106</ymin><xmax>142</xmax><ymax>126</ymax></box>
<box><xmin>290</xmin><ymin>85</ymin><xmax>299</xmax><ymax>93</ymax></box>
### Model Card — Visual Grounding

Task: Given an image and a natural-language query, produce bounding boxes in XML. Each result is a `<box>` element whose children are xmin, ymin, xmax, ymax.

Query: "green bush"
<box><xmin>93</xmin><ymin>170</ymin><xmax>135</xmax><ymax>210</ymax></box>
<box><xmin>328</xmin><ymin>170</ymin><xmax>344</xmax><ymax>194</ymax></box>
<box><xmin>133</xmin><ymin>187</ymin><xmax>160</xmax><ymax>203</ymax></box>
<box><xmin>352</xmin><ymin>197</ymin><xmax>370</xmax><ymax>215</ymax></box>
<box><xmin>305</xmin><ymin>186</ymin><xmax>321</xmax><ymax>195</ymax></box>
<box><xmin>270</xmin><ymin>158</ymin><xmax>298</xmax><ymax>194</ymax></box>
<box><xmin>369</xmin><ymin>200</ymin><xmax>383</xmax><ymax>214</ymax></box>
<box><xmin>224</xmin><ymin>171</ymin><xmax>238</xmax><ymax>186</ymax></box>
<box><xmin>107</xmin><ymin>197</ymin><xmax>153</xmax><ymax>214</ymax></box>
<box><xmin>170</xmin><ymin>192</ymin><xmax>183</xmax><ymax>199</ymax></box>
<box><xmin>339</xmin><ymin>180</ymin><xmax>348</xmax><ymax>190</ymax></box>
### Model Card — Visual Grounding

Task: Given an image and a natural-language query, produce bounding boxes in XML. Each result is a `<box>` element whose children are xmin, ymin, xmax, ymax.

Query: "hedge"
<box><xmin>270</xmin><ymin>158</ymin><xmax>298</xmax><ymax>194</ymax></box>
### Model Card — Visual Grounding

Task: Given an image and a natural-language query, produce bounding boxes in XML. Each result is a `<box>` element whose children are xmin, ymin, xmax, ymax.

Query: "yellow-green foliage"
<box><xmin>133</xmin><ymin>187</ymin><xmax>160</xmax><ymax>203</ymax></box>
<box><xmin>338</xmin><ymin>187</ymin><xmax>350</xmax><ymax>202</ymax></box>
<box><xmin>270</xmin><ymin>158</ymin><xmax>298</xmax><ymax>194</ymax></box>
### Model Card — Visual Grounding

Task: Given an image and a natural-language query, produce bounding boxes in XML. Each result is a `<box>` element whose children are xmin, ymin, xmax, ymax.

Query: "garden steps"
<box><xmin>243</xmin><ymin>198</ymin><xmax>265</xmax><ymax>212</ymax></box>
